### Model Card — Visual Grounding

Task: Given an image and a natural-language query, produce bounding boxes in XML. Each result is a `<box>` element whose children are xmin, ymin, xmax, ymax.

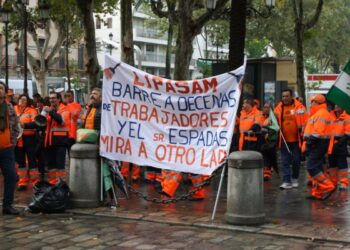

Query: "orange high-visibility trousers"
<box><xmin>161</xmin><ymin>170</ymin><xmax>182</xmax><ymax>197</ymax></box>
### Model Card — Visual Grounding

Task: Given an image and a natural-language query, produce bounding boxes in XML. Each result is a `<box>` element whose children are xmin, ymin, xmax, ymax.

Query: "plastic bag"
<box><xmin>26</xmin><ymin>180</ymin><xmax>70</xmax><ymax>213</ymax></box>
<box><xmin>76</xmin><ymin>129</ymin><xmax>99</xmax><ymax>144</ymax></box>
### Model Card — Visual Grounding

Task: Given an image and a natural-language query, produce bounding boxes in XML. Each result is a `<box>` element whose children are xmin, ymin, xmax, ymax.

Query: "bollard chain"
<box><xmin>127</xmin><ymin>172</ymin><xmax>217</xmax><ymax>204</ymax></box>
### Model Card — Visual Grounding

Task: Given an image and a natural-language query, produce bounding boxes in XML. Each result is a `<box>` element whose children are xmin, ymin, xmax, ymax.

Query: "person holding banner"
<box><xmin>304</xmin><ymin>94</ymin><xmax>335</xmax><ymax>200</ymax></box>
<box><xmin>274</xmin><ymin>89</ymin><xmax>307</xmax><ymax>189</ymax></box>
<box><xmin>328</xmin><ymin>105</ymin><xmax>350</xmax><ymax>190</ymax></box>
<box><xmin>238</xmin><ymin>98</ymin><xmax>264</xmax><ymax>152</ymax></box>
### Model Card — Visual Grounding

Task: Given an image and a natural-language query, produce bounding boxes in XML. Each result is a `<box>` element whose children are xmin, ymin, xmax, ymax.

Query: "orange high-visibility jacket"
<box><xmin>66</xmin><ymin>102</ymin><xmax>82</xmax><ymax>140</ymax></box>
<box><xmin>15</xmin><ymin>105</ymin><xmax>38</xmax><ymax>147</ymax></box>
<box><xmin>304</xmin><ymin>104</ymin><xmax>332</xmax><ymax>140</ymax></box>
<box><xmin>238</xmin><ymin>106</ymin><xmax>264</xmax><ymax>151</ymax></box>
<box><xmin>329</xmin><ymin>110</ymin><xmax>350</xmax><ymax>153</ymax></box>
<box><xmin>45</xmin><ymin>103</ymin><xmax>71</xmax><ymax>147</ymax></box>
<box><xmin>274</xmin><ymin>99</ymin><xmax>308</xmax><ymax>148</ymax></box>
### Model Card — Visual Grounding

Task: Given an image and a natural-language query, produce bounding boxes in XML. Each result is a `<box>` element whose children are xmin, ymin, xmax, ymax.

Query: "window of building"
<box><xmin>59</xmin><ymin>47</ymin><xmax>65</xmax><ymax>69</ymax></box>
<box><xmin>107</xmin><ymin>18</ymin><xmax>113</xmax><ymax>29</ymax></box>
<box><xmin>78</xmin><ymin>44</ymin><xmax>84</xmax><ymax>70</ymax></box>
<box><xmin>39</xmin><ymin>38</ymin><xmax>45</xmax><ymax>49</ymax></box>
<box><xmin>96</xmin><ymin>18</ymin><xmax>101</xmax><ymax>29</ymax></box>
<box><xmin>146</xmin><ymin>44</ymin><xmax>155</xmax><ymax>52</ymax></box>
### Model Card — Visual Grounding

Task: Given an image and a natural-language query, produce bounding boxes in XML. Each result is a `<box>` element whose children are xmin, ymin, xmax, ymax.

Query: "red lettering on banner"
<box><xmin>155</xmin><ymin>144</ymin><xmax>196</xmax><ymax>165</ymax></box>
<box><xmin>130</xmin><ymin>104</ymin><xmax>138</xmax><ymax>119</ymax></box>
<box><xmin>200</xmin><ymin>148</ymin><xmax>227</xmax><ymax>167</ymax></box>
<box><xmin>152</xmin><ymin>76</ymin><xmax>163</xmax><ymax>90</ymax></box>
<box><xmin>145</xmin><ymin>74</ymin><xmax>152</xmax><ymax>88</ymax></box>
<box><xmin>165</xmin><ymin>80</ymin><xmax>176</xmax><ymax>93</ymax></box>
<box><xmin>149</xmin><ymin>108</ymin><xmax>159</xmax><ymax>123</ymax></box>
<box><xmin>111</xmin><ymin>100</ymin><xmax>120</xmax><ymax>115</ymax></box>
<box><xmin>133</xmin><ymin>72</ymin><xmax>144</xmax><ymax>87</ymax></box>
<box><xmin>175</xmin><ymin>81</ymin><xmax>190</xmax><ymax>94</ymax></box>
<box><xmin>132</xmin><ymin>72</ymin><xmax>218</xmax><ymax>94</ymax></box>
<box><xmin>100</xmin><ymin>135</ymin><xmax>110</xmax><ymax>152</ymax></box>
<box><xmin>192</xmin><ymin>80</ymin><xmax>203</xmax><ymax>94</ymax></box>
<box><xmin>138</xmin><ymin>142</ymin><xmax>148</xmax><ymax>158</ymax></box>
<box><xmin>121</xmin><ymin>102</ymin><xmax>131</xmax><ymax>116</ymax></box>
<box><xmin>115</xmin><ymin>137</ymin><xmax>132</xmax><ymax>155</ymax></box>
<box><xmin>221</xmin><ymin>112</ymin><xmax>228</xmax><ymax>127</ymax></box>
<box><xmin>203</xmin><ymin>78</ymin><xmax>218</xmax><ymax>93</ymax></box>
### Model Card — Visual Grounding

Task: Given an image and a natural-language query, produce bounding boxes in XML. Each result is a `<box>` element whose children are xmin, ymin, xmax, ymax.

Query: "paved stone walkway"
<box><xmin>1</xmin><ymin>213</ymin><xmax>349</xmax><ymax>249</ymax></box>
<box><xmin>2</xmin><ymin>163</ymin><xmax>350</xmax><ymax>246</ymax></box>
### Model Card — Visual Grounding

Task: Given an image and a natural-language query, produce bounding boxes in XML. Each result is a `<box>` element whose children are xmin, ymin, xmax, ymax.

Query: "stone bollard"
<box><xmin>69</xmin><ymin>143</ymin><xmax>100</xmax><ymax>208</ymax></box>
<box><xmin>225</xmin><ymin>151</ymin><xmax>265</xmax><ymax>225</ymax></box>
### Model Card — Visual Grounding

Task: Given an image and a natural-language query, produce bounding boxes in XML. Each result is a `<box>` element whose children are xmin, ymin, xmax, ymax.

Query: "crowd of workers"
<box><xmin>237</xmin><ymin>89</ymin><xmax>350</xmax><ymax>201</ymax></box>
<box><xmin>0</xmin><ymin>80</ymin><xmax>349</xmax><ymax>215</ymax></box>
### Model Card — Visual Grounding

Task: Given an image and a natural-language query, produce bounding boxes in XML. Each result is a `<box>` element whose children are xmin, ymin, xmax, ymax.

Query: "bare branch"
<box><xmin>305</xmin><ymin>0</ymin><xmax>324</xmax><ymax>30</ymax></box>
<box><xmin>193</xmin><ymin>0</ymin><xmax>229</xmax><ymax>32</ymax></box>
<box><xmin>150</xmin><ymin>0</ymin><xmax>168</xmax><ymax>18</ymax></box>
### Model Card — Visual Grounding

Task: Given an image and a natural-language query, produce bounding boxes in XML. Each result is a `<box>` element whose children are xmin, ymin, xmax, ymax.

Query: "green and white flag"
<box><xmin>269</xmin><ymin>108</ymin><xmax>280</xmax><ymax>131</ymax></box>
<box><xmin>327</xmin><ymin>60</ymin><xmax>350</xmax><ymax>113</ymax></box>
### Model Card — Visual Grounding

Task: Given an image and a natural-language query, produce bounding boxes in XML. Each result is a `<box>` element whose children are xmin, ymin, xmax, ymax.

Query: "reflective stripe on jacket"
<box><xmin>304</xmin><ymin>104</ymin><xmax>332</xmax><ymax>140</ymax></box>
<box><xmin>45</xmin><ymin>103</ymin><xmax>71</xmax><ymax>147</ymax></box>
<box><xmin>238</xmin><ymin>106</ymin><xmax>264</xmax><ymax>151</ymax></box>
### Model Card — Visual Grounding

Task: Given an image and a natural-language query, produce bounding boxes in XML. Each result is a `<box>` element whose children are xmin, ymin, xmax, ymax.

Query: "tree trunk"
<box><xmin>292</xmin><ymin>0</ymin><xmax>324</xmax><ymax>103</ymax></box>
<box><xmin>295</xmin><ymin>22</ymin><xmax>306</xmax><ymax>102</ymax></box>
<box><xmin>165</xmin><ymin>1</ymin><xmax>175</xmax><ymax>79</ymax></box>
<box><xmin>65</xmin><ymin>21</ymin><xmax>71</xmax><ymax>90</ymax></box>
<box><xmin>121</xmin><ymin>0</ymin><xmax>134</xmax><ymax>66</ymax></box>
<box><xmin>32</xmin><ymin>70</ymin><xmax>47</xmax><ymax>96</ymax></box>
<box><xmin>229</xmin><ymin>0</ymin><xmax>246</xmax><ymax>70</ymax></box>
<box><xmin>76</xmin><ymin>0</ymin><xmax>100</xmax><ymax>89</ymax></box>
<box><xmin>174</xmin><ymin>28</ymin><xmax>195</xmax><ymax>80</ymax></box>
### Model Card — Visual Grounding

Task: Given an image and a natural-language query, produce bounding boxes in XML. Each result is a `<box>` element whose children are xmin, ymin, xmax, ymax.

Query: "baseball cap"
<box><xmin>308</xmin><ymin>94</ymin><xmax>326</xmax><ymax>104</ymax></box>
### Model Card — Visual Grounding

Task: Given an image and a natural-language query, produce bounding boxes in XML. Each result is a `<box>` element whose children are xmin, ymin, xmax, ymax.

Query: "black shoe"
<box><xmin>17</xmin><ymin>185</ymin><xmax>27</xmax><ymax>191</ymax></box>
<box><xmin>3</xmin><ymin>206</ymin><xmax>20</xmax><ymax>215</ymax></box>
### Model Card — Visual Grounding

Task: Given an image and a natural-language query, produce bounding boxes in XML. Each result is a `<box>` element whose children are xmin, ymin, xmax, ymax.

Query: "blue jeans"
<box><xmin>0</xmin><ymin>147</ymin><xmax>17</xmax><ymax>207</ymax></box>
<box><xmin>281</xmin><ymin>142</ymin><xmax>301</xmax><ymax>183</ymax></box>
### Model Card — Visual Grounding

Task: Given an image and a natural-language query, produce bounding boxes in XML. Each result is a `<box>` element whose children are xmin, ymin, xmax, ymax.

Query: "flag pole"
<box><xmin>280</xmin><ymin>130</ymin><xmax>291</xmax><ymax>154</ymax></box>
<box><xmin>211</xmin><ymin>162</ymin><xmax>227</xmax><ymax>222</ymax></box>
<box><xmin>269</xmin><ymin>108</ymin><xmax>291</xmax><ymax>154</ymax></box>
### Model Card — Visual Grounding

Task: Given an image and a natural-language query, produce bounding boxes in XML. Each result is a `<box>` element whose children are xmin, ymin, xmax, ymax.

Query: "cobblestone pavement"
<box><xmin>1</xmin><ymin>213</ymin><xmax>350</xmax><ymax>250</ymax></box>
<box><xmin>2</xmin><ymin>163</ymin><xmax>350</xmax><ymax>245</ymax></box>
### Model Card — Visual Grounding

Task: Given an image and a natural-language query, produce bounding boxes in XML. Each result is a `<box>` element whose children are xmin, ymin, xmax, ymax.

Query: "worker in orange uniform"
<box><xmin>328</xmin><ymin>105</ymin><xmax>350</xmax><ymax>190</ymax></box>
<box><xmin>274</xmin><ymin>89</ymin><xmax>308</xmax><ymax>189</ymax></box>
<box><xmin>0</xmin><ymin>82</ymin><xmax>20</xmax><ymax>215</ymax></box>
<box><xmin>120</xmin><ymin>161</ymin><xmax>141</xmax><ymax>181</ymax></box>
<box><xmin>238</xmin><ymin>98</ymin><xmax>264</xmax><ymax>151</ymax></box>
<box><xmin>83</xmin><ymin>88</ymin><xmax>102</xmax><ymax>131</ymax></box>
<box><xmin>64</xmin><ymin>90</ymin><xmax>82</xmax><ymax>150</ymax></box>
<box><xmin>43</xmin><ymin>92</ymin><xmax>71</xmax><ymax>185</ymax></box>
<box><xmin>304</xmin><ymin>94</ymin><xmax>335</xmax><ymax>200</ymax></box>
<box><xmin>160</xmin><ymin>170</ymin><xmax>206</xmax><ymax>200</ymax></box>
<box><xmin>14</xmin><ymin>94</ymin><xmax>39</xmax><ymax>190</ymax></box>
<box><xmin>261</xmin><ymin>103</ymin><xmax>278</xmax><ymax>181</ymax></box>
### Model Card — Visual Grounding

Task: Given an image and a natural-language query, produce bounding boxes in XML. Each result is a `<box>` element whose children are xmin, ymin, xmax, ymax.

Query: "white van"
<box><xmin>0</xmin><ymin>79</ymin><xmax>37</xmax><ymax>98</ymax></box>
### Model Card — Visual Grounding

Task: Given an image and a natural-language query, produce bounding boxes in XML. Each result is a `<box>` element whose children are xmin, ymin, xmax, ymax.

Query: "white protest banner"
<box><xmin>100</xmin><ymin>55</ymin><xmax>244</xmax><ymax>175</ymax></box>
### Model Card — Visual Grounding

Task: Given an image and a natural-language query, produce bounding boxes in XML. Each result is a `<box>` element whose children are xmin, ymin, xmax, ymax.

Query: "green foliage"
<box><xmin>246</xmin><ymin>0</ymin><xmax>350</xmax><ymax>72</ymax></box>
<box><xmin>245</xmin><ymin>38</ymin><xmax>269</xmax><ymax>58</ymax></box>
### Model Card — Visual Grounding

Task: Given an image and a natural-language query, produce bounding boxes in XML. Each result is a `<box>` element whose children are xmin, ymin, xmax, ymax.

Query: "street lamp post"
<box><xmin>1</xmin><ymin>6</ymin><xmax>12</xmax><ymax>88</ymax></box>
<box><xmin>108</xmin><ymin>32</ymin><xmax>113</xmax><ymax>55</ymax></box>
<box><xmin>17</xmin><ymin>0</ymin><xmax>29</xmax><ymax>94</ymax></box>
